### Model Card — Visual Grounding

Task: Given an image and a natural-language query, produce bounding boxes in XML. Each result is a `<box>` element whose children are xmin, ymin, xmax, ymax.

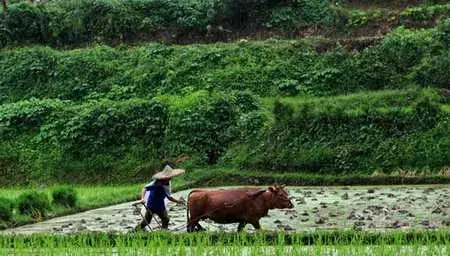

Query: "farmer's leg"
<box><xmin>139</xmin><ymin>209</ymin><xmax>153</xmax><ymax>229</ymax></box>
<box><xmin>156</xmin><ymin>210</ymin><xmax>170</xmax><ymax>229</ymax></box>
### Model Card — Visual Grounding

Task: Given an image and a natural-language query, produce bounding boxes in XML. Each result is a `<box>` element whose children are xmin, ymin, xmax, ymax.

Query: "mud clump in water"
<box><xmin>341</xmin><ymin>193</ymin><xmax>349</xmax><ymax>200</ymax></box>
<box><xmin>432</xmin><ymin>207</ymin><xmax>443</xmax><ymax>214</ymax></box>
<box><xmin>366</xmin><ymin>205</ymin><xmax>390</xmax><ymax>215</ymax></box>
<box><xmin>391</xmin><ymin>221</ymin><xmax>409</xmax><ymax>228</ymax></box>
<box><xmin>295</xmin><ymin>197</ymin><xmax>306</xmax><ymax>204</ymax></box>
<box><xmin>282</xmin><ymin>224</ymin><xmax>295</xmax><ymax>231</ymax></box>
<box><xmin>348</xmin><ymin>211</ymin><xmax>364</xmax><ymax>220</ymax></box>
<box><xmin>315</xmin><ymin>217</ymin><xmax>327</xmax><ymax>224</ymax></box>
<box><xmin>329</xmin><ymin>212</ymin><xmax>338</xmax><ymax>217</ymax></box>
<box><xmin>354</xmin><ymin>221</ymin><xmax>365</xmax><ymax>227</ymax></box>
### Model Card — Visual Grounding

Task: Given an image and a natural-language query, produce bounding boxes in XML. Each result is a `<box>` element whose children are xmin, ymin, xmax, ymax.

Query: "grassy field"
<box><xmin>1</xmin><ymin>230</ymin><xmax>449</xmax><ymax>255</ymax></box>
<box><xmin>0</xmin><ymin>185</ymin><xmax>142</xmax><ymax>207</ymax></box>
<box><xmin>0</xmin><ymin>184</ymin><xmax>141</xmax><ymax>228</ymax></box>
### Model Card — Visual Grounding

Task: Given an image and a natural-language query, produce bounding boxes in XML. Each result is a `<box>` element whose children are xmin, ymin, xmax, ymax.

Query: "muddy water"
<box><xmin>2</xmin><ymin>185</ymin><xmax>449</xmax><ymax>235</ymax></box>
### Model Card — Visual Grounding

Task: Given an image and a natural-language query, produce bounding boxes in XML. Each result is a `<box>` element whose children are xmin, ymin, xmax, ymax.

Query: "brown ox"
<box><xmin>186</xmin><ymin>185</ymin><xmax>293</xmax><ymax>232</ymax></box>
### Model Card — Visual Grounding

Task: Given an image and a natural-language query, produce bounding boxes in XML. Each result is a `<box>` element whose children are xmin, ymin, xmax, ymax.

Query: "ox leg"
<box><xmin>195</xmin><ymin>223</ymin><xmax>206</xmax><ymax>231</ymax></box>
<box><xmin>187</xmin><ymin>221</ymin><xmax>206</xmax><ymax>232</ymax></box>
<box><xmin>237</xmin><ymin>222</ymin><xmax>247</xmax><ymax>232</ymax></box>
<box><xmin>251</xmin><ymin>221</ymin><xmax>261</xmax><ymax>230</ymax></box>
<box><xmin>187</xmin><ymin>222</ymin><xmax>195</xmax><ymax>233</ymax></box>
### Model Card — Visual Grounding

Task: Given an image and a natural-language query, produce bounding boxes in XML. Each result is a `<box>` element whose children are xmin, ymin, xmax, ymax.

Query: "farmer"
<box><xmin>133</xmin><ymin>165</ymin><xmax>185</xmax><ymax>230</ymax></box>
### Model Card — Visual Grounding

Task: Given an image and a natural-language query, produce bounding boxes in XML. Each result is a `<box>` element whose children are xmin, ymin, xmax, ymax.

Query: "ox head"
<box><xmin>268</xmin><ymin>185</ymin><xmax>294</xmax><ymax>209</ymax></box>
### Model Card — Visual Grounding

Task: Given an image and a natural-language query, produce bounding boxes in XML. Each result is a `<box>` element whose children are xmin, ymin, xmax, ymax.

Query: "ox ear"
<box><xmin>268</xmin><ymin>186</ymin><xmax>275</xmax><ymax>192</ymax></box>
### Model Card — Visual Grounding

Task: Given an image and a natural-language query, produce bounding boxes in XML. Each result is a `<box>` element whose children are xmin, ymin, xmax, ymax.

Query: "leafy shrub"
<box><xmin>413</xmin><ymin>89</ymin><xmax>441</xmax><ymax>128</ymax></box>
<box><xmin>0</xmin><ymin>0</ymin><xmax>350</xmax><ymax>47</ymax></box>
<box><xmin>237</xmin><ymin>111</ymin><xmax>267</xmax><ymax>142</ymax></box>
<box><xmin>0</xmin><ymin>99</ymin><xmax>65</xmax><ymax>138</ymax></box>
<box><xmin>0</xmin><ymin>47</ymin><xmax>57</xmax><ymax>101</ymax></box>
<box><xmin>237</xmin><ymin>89</ymin><xmax>446</xmax><ymax>173</ymax></box>
<box><xmin>377</xmin><ymin>27</ymin><xmax>437</xmax><ymax>74</ymax></box>
<box><xmin>1</xmin><ymin>28</ymin><xmax>447</xmax><ymax>103</ymax></box>
<box><xmin>165</xmin><ymin>91</ymin><xmax>239</xmax><ymax>164</ymax></box>
<box><xmin>400</xmin><ymin>3</ymin><xmax>450</xmax><ymax>23</ymax></box>
<box><xmin>17</xmin><ymin>191</ymin><xmax>51</xmax><ymax>217</ymax></box>
<box><xmin>52</xmin><ymin>188</ymin><xmax>78</xmax><ymax>208</ymax></box>
<box><xmin>38</xmin><ymin>99</ymin><xmax>168</xmax><ymax>158</ymax></box>
<box><xmin>436</xmin><ymin>17</ymin><xmax>450</xmax><ymax>47</ymax></box>
<box><xmin>234</xmin><ymin>91</ymin><xmax>260</xmax><ymax>113</ymax></box>
<box><xmin>1</xmin><ymin>3</ymin><xmax>47</xmax><ymax>44</ymax></box>
<box><xmin>412</xmin><ymin>50</ymin><xmax>450</xmax><ymax>88</ymax></box>
<box><xmin>0</xmin><ymin>197</ymin><xmax>14</xmax><ymax>221</ymax></box>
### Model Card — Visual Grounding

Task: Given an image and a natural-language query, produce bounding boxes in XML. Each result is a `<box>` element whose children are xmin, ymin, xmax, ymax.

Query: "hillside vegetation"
<box><xmin>0</xmin><ymin>0</ymin><xmax>449</xmax><ymax>47</ymax></box>
<box><xmin>1</xmin><ymin>24</ymin><xmax>449</xmax><ymax>103</ymax></box>
<box><xmin>1</xmin><ymin>19</ymin><xmax>449</xmax><ymax>185</ymax></box>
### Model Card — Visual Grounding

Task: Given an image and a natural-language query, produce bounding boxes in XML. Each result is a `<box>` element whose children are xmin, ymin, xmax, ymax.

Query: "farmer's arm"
<box><xmin>140</xmin><ymin>187</ymin><xmax>146</xmax><ymax>201</ymax></box>
<box><xmin>167</xmin><ymin>195</ymin><xmax>183</xmax><ymax>204</ymax></box>
<box><xmin>167</xmin><ymin>196</ymin><xmax>183</xmax><ymax>204</ymax></box>
<box><xmin>132</xmin><ymin>187</ymin><xmax>146</xmax><ymax>206</ymax></box>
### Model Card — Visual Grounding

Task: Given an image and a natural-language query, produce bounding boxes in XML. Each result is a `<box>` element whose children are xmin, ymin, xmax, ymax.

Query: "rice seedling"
<box><xmin>0</xmin><ymin>230</ymin><xmax>448</xmax><ymax>256</ymax></box>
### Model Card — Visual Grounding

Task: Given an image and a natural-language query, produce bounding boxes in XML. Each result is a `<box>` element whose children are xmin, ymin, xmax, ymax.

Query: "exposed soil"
<box><xmin>340</xmin><ymin>0</ymin><xmax>426</xmax><ymax>10</ymax></box>
<box><xmin>2</xmin><ymin>185</ymin><xmax>449</xmax><ymax>235</ymax></box>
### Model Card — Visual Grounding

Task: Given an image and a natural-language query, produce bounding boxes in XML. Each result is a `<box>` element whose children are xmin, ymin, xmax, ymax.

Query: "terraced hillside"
<box><xmin>0</xmin><ymin>0</ymin><xmax>449</xmax><ymax>47</ymax></box>
<box><xmin>0</xmin><ymin>0</ymin><xmax>449</xmax><ymax>186</ymax></box>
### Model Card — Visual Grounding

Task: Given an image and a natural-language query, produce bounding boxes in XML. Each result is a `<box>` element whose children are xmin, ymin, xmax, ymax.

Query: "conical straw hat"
<box><xmin>152</xmin><ymin>165</ymin><xmax>185</xmax><ymax>180</ymax></box>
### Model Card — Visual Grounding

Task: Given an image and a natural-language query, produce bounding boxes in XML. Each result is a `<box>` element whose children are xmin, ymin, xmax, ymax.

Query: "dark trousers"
<box><xmin>139</xmin><ymin>208</ymin><xmax>170</xmax><ymax>229</ymax></box>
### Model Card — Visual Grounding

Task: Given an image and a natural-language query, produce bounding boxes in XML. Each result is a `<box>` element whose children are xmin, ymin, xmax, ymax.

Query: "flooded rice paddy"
<box><xmin>2</xmin><ymin>185</ymin><xmax>449</xmax><ymax>235</ymax></box>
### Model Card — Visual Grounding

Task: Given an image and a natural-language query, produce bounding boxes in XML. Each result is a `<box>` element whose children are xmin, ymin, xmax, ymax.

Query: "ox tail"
<box><xmin>186</xmin><ymin>190</ymin><xmax>197</xmax><ymax>226</ymax></box>
<box><xmin>186</xmin><ymin>193</ymin><xmax>190</xmax><ymax>225</ymax></box>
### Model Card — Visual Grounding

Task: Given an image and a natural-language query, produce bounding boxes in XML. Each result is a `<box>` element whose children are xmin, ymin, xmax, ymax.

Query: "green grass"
<box><xmin>0</xmin><ymin>230</ymin><xmax>448</xmax><ymax>255</ymax></box>
<box><xmin>0</xmin><ymin>175</ymin><xmax>196</xmax><ymax>229</ymax></box>
<box><xmin>184</xmin><ymin>168</ymin><xmax>450</xmax><ymax>187</ymax></box>
<box><xmin>0</xmin><ymin>185</ymin><xmax>139</xmax><ymax>206</ymax></box>
<box><xmin>262</xmin><ymin>88</ymin><xmax>424</xmax><ymax>113</ymax></box>
<box><xmin>0</xmin><ymin>185</ymin><xmax>141</xmax><ymax>228</ymax></box>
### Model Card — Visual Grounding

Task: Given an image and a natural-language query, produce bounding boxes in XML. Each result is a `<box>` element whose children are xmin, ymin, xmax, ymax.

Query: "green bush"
<box><xmin>235</xmin><ymin>89</ymin><xmax>447</xmax><ymax>173</ymax></box>
<box><xmin>52</xmin><ymin>188</ymin><xmax>78</xmax><ymax>208</ymax></box>
<box><xmin>0</xmin><ymin>99</ymin><xmax>65</xmax><ymax>138</ymax></box>
<box><xmin>400</xmin><ymin>3</ymin><xmax>450</xmax><ymax>23</ymax></box>
<box><xmin>17</xmin><ymin>191</ymin><xmax>51</xmax><ymax>217</ymax></box>
<box><xmin>164</xmin><ymin>91</ymin><xmax>239</xmax><ymax>164</ymax></box>
<box><xmin>0</xmin><ymin>197</ymin><xmax>14</xmax><ymax>221</ymax></box>
<box><xmin>38</xmin><ymin>99</ymin><xmax>168</xmax><ymax>158</ymax></box>
<box><xmin>2</xmin><ymin>27</ymin><xmax>446</xmax><ymax>104</ymax></box>
<box><xmin>413</xmin><ymin>50</ymin><xmax>450</xmax><ymax>88</ymax></box>
<box><xmin>436</xmin><ymin>18</ymin><xmax>450</xmax><ymax>47</ymax></box>
<box><xmin>378</xmin><ymin>27</ymin><xmax>437</xmax><ymax>74</ymax></box>
<box><xmin>0</xmin><ymin>0</ymin><xmax>378</xmax><ymax>48</ymax></box>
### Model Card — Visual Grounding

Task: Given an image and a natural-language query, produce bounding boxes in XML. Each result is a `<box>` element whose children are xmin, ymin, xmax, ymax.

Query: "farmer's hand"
<box><xmin>176</xmin><ymin>197</ymin><xmax>186</xmax><ymax>205</ymax></box>
<box><xmin>132</xmin><ymin>200</ymin><xmax>144</xmax><ymax>206</ymax></box>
